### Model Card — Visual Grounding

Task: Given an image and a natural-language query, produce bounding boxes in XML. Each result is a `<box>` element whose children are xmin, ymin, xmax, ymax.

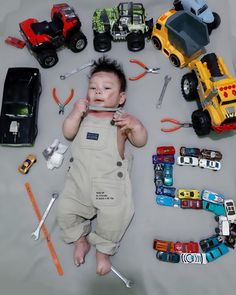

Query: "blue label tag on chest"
<box><xmin>86</xmin><ymin>132</ymin><xmax>99</xmax><ymax>140</ymax></box>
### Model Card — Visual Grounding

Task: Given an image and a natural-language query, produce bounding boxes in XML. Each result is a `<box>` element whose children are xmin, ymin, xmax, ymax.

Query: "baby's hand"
<box><xmin>73</xmin><ymin>99</ymin><xmax>89</xmax><ymax>116</ymax></box>
<box><xmin>113</xmin><ymin>113</ymin><xmax>141</xmax><ymax>133</ymax></box>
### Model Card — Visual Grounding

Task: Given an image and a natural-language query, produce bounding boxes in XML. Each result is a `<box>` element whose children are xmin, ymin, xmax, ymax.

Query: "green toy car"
<box><xmin>92</xmin><ymin>2</ymin><xmax>153</xmax><ymax>52</ymax></box>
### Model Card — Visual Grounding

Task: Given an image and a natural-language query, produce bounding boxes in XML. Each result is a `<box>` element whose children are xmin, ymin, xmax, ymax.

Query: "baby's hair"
<box><xmin>90</xmin><ymin>56</ymin><xmax>127</xmax><ymax>92</ymax></box>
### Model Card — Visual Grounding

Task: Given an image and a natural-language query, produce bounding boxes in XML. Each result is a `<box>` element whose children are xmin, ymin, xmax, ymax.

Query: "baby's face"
<box><xmin>87</xmin><ymin>71</ymin><xmax>126</xmax><ymax>108</ymax></box>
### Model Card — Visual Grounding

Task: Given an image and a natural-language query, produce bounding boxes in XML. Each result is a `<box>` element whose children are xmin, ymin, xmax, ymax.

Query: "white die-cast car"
<box><xmin>224</xmin><ymin>199</ymin><xmax>236</xmax><ymax>223</ymax></box>
<box><xmin>177</xmin><ymin>156</ymin><xmax>198</xmax><ymax>167</ymax></box>
<box><xmin>199</xmin><ymin>159</ymin><xmax>221</xmax><ymax>171</ymax></box>
<box><xmin>201</xmin><ymin>190</ymin><xmax>224</xmax><ymax>204</ymax></box>
<box><xmin>180</xmin><ymin>253</ymin><xmax>207</xmax><ymax>264</ymax></box>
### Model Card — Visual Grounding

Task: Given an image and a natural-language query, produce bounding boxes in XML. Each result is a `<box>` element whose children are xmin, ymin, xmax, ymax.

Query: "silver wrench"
<box><xmin>31</xmin><ymin>192</ymin><xmax>59</xmax><ymax>240</ymax></box>
<box><xmin>156</xmin><ymin>75</ymin><xmax>172</xmax><ymax>109</ymax></box>
<box><xmin>111</xmin><ymin>265</ymin><xmax>134</xmax><ymax>288</ymax></box>
<box><xmin>60</xmin><ymin>61</ymin><xmax>94</xmax><ymax>80</ymax></box>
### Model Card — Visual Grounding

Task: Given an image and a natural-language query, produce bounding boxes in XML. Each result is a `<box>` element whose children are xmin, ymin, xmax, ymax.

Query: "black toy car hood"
<box><xmin>0</xmin><ymin>117</ymin><xmax>36</xmax><ymax>146</ymax></box>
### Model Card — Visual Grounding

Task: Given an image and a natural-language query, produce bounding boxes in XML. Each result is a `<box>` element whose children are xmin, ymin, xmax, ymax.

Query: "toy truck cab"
<box><xmin>19</xmin><ymin>3</ymin><xmax>87</xmax><ymax>68</ymax></box>
<box><xmin>151</xmin><ymin>10</ymin><xmax>209</xmax><ymax>68</ymax></box>
<box><xmin>92</xmin><ymin>1</ymin><xmax>153</xmax><ymax>52</ymax></box>
<box><xmin>181</xmin><ymin>53</ymin><xmax>236</xmax><ymax>135</ymax></box>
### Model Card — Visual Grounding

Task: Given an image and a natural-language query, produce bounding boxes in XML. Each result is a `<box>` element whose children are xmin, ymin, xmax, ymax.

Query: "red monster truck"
<box><xmin>19</xmin><ymin>3</ymin><xmax>87</xmax><ymax>68</ymax></box>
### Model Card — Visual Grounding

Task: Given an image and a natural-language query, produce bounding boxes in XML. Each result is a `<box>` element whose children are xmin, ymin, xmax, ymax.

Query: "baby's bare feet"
<box><xmin>73</xmin><ymin>236</ymin><xmax>91</xmax><ymax>266</ymax></box>
<box><xmin>96</xmin><ymin>250</ymin><xmax>111</xmax><ymax>275</ymax></box>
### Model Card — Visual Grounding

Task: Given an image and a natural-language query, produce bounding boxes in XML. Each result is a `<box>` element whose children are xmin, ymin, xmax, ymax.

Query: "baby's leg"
<box><xmin>96</xmin><ymin>250</ymin><xmax>111</xmax><ymax>275</ymax></box>
<box><xmin>74</xmin><ymin>236</ymin><xmax>91</xmax><ymax>266</ymax></box>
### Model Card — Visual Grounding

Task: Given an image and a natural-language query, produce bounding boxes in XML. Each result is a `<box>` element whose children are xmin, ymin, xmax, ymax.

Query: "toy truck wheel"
<box><xmin>169</xmin><ymin>54</ymin><xmax>180</xmax><ymax>67</ymax></box>
<box><xmin>212</xmin><ymin>12</ymin><xmax>221</xmax><ymax>29</ymax></box>
<box><xmin>181</xmin><ymin>73</ymin><xmax>198</xmax><ymax>101</ymax></box>
<box><xmin>69</xmin><ymin>32</ymin><xmax>87</xmax><ymax>53</ymax></box>
<box><xmin>127</xmin><ymin>32</ymin><xmax>145</xmax><ymax>52</ymax></box>
<box><xmin>152</xmin><ymin>36</ymin><xmax>162</xmax><ymax>50</ymax></box>
<box><xmin>215</xmin><ymin>227</ymin><xmax>220</xmax><ymax>234</ymax></box>
<box><xmin>37</xmin><ymin>50</ymin><xmax>58</xmax><ymax>68</ymax></box>
<box><xmin>201</xmin><ymin>53</ymin><xmax>222</xmax><ymax>77</ymax></box>
<box><xmin>93</xmin><ymin>33</ymin><xmax>111</xmax><ymax>52</ymax></box>
<box><xmin>191</xmin><ymin>109</ymin><xmax>211</xmax><ymax>136</ymax></box>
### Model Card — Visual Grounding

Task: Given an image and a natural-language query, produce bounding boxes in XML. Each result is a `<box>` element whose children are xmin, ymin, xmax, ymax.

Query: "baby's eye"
<box><xmin>104</xmin><ymin>87</ymin><xmax>111</xmax><ymax>90</ymax></box>
<box><xmin>89</xmin><ymin>87</ymin><xmax>96</xmax><ymax>90</ymax></box>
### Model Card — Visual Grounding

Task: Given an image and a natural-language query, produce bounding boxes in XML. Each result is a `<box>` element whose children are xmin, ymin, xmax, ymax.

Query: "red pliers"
<box><xmin>52</xmin><ymin>88</ymin><xmax>74</xmax><ymax>114</ymax></box>
<box><xmin>128</xmin><ymin>59</ymin><xmax>160</xmax><ymax>81</ymax></box>
<box><xmin>160</xmin><ymin>118</ymin><xmax>193</xmax><ymax>132</ymax></box>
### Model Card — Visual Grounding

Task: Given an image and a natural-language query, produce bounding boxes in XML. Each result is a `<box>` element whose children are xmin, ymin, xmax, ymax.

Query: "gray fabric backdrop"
<box><xmin>0</xmin><ymin>0</ymin><xmax>236</xmax><ymax>294</ymax></box>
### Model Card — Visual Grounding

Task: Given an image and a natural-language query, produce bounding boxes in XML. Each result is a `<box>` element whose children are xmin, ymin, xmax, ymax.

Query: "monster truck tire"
<box><xmin>93</xmin><ymin>33</ymin><xmax>111</xmax><ymax>52</ymax></box>
<box><xmin>152</xmin><ymin>36</ymin><xmax>162</xmax><ymax>50</ymax></box>
<box><xmin>201</xmin><ymin>53</ymin><xmax>222</xmax><ymax>77</ymax></box>
<box><xmin>181</xmin><ymin>73</ymin><xmax>199</xmax><ymax>101</ymax></box>
<box><xmin>69</xmin><ymin>32</ymin><xmax>87</xmax><ymax>53</ymax></box>
<box><xmin>191</xmin><ymin>109</ymin><xmax>211</xmax><ymax>136</ymax></box>
<box><xmin>173</xmin><ymin>0</ymin><xmax>184</xmax><ymax>11</ymax></box>
<box><xmin>37</xmin><ymin>50</ymin><xmax>58</xmax><ymax>68</ymax></box>
<box><xmin>207</xmin><ymin>12</ymin><xmax>221</xmax><ymax>34</ymax></box>
<box><xmin>169</xmin><ymin>54</ymin><xmax>180</xmax><ymax>68</ymax></box>
<box><xmin>127</xmin><ymin>32</ymin><xmax>145</xmax><ymax>52</ymax></box>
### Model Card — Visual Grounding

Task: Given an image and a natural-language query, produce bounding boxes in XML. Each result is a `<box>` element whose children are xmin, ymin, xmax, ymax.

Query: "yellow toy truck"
<box><xmin>181</xmin><ymin>53</ymin><xmax>236</xmax><ymax>135</ymax></box>
<box><xmin>151</xmin><ymin>9</ymin><xmax>209</xmax><ymax>68</ymax></box>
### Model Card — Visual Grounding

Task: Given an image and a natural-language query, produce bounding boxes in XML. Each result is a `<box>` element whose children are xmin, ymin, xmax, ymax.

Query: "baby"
<box><xmin>57</xmin><ymin>56</ymin><xmax>147</xmax><ymax>275</ymax></box>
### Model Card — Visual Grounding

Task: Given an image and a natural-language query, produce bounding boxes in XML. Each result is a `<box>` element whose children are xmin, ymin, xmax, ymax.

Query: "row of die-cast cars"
<box><xmin>177</xmin><ymin>146</ymin><xmax>222</xmax><ymax>171</ymax></box>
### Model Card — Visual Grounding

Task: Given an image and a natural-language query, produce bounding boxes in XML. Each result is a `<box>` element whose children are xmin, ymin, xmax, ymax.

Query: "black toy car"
<box><xmin>0</xmin><ymin>67</ymin><xmax>42</xmax><ymax>146</ymax></box>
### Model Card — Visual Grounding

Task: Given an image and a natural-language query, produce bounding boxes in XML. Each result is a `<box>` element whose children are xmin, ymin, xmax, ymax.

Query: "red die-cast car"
<box><xmin>174</xmin><ymin>241</ymin><xmax>199</xmax><ymax>253</ymax></box>
<box><xmin>180</xmin><ymin>199</ymin><xmax>203</xmax><ymax>209</ymax></box>
<box><xmin>156</xmin><ymin>146</ymin><xmax>175</xmax><ymax>155</ymax></box>
<box><xmin>19</xmin><ymin>3</ymin><xmax>87</xmax><ymax>68</ymax></box>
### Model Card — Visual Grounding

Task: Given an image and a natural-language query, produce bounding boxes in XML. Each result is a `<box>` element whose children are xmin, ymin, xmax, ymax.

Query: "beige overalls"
<box><xmin>57</xmin><ymin>115</ymin><xmax>134</xmax><ymax>255</ymax></box>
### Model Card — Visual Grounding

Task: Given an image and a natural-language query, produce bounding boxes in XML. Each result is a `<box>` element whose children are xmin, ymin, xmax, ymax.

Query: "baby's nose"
<box><xmin>95</xmin><ymin>88</ymin><xmax>102</xmax><ymax>94</ymax></box>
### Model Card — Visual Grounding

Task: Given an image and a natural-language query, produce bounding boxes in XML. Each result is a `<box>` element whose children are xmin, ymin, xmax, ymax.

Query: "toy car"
<box><xmin>163</xmin><ymin>164</ymin><xmax>173</xmax><ymax>186</ymax></box>
<box><xmin>177</xmin><ymin>189</ymin><xmax>200</xmax><ymax>199</ymax></box>
<box><xmin>205</xmin><ymin>244</ymin><xmax>229</xmax><ymax>263</ymax></box>
<box><xmin>199</xmin><ymin>234</ymin><xmax>222</xmax><ymax>252</ymax></box>
<box><xmin>181</xmin><ymin>53</ymin><xmax>236</xmax><ymax>135</ymax></box>
<box><xmin>156</xmin><ymin>186</ymin><xmax>176</xmax><ymax>197</ymax></box>
<box><xmin>156</xmin><ymin>251</ymin><xmax>180</xmax><ymax>263</ymax></box>
<box><xmin>19</xmin><ymin>3</ymin><xmax>87</xmax><ymax>68</ymax></box>
<box><xmin>201</xmin><ymin>190</ymin><xmax>224</xmax><ymax>204</ymax></box>
<box><xmin>215</xmin><ymin>215</ymin><xmax>230</xmax><ymax>236</ymax></box>
<box><xmin>180</xmin><ymin>199</ymin><xmax>202</xmax><ymax>209</ymax></box>
<box><xmin>156</xmin><ymin>195</ymin><xmax>180</xmax><ymax>207</ymax></box>
<box><xmin>92</xmin><ymin>2</ymin><xmax>153</xmax><ymax>52</ymax></box>
<box><xmin>180</xmin><ymin>253</ymin><xmax>207</xmax><ymax>264</ymax></box>
<box><xmin>224</xmin><ymin>199</ymin><xmax>236</xmax><ymax>223</ymax></box>
<box><xmin>0</xmin><ymin>67</ymin><xmax>41</xmax><ymax>146</ymax></box>
<box><xmin>180</xmin><ymin>146</ymin><xmax>200</xmax><ymax>157</ymax></box>
<box><xmin>154</xmin><ymin>164</ymin><xmax>164</xmax><ymax>187</ymax></box>
<box><xmin>174</xmin><ymin>241</ymin><xmax>199</xmax><ymax>253</ymax></box>
<box><xmin>176</xmin><ymin>156</ymin><xmax>198</xmax><ymax>166</ymax></box>
<box><xmin>199</xmin><ymin>159</ymin><xmax>221</xmax><ymax>171</ymax></box>
<box><xmin>153</xmin><ymin>239</ymin><xmax>175</xmax><ymax>252</ymax></box>
<box><xmin>200</xmin><ymin>149</ymin><xmax>222</xmax><ymax>161</ymax></box>
<box><xmin>203</xmin><ymin>200</ymin><xmax>225</xmax><ymax>216</ymax></box>
<box><xmin>156</xmin><ymin>146</ymin><xmax>175</xmax><ymax>155</ymax></box>
<box><xmin>18</xmin><ymin>154</ymin><xmax>37</xmax><ymax>174</ymax></box>
<box><xmin>5</xmin><ymin>36</ymin><xmax>26</xmax><ymax>48</ymax></box>
<box><xmin>173</xmin><ymin>0</ymin><xmax>221</xmax><ymax>34</ymax></box>
<box><xmin>153</xmin><ymin>155</ymin><xmax>175</xmax><ymax>165</ymax></box>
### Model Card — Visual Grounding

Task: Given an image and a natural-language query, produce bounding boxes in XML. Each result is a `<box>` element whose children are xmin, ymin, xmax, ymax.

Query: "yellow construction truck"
<box><xmin>181</xmin><ymin>53</ymin><xmax>236</xmax><ymax>135</ymax></box>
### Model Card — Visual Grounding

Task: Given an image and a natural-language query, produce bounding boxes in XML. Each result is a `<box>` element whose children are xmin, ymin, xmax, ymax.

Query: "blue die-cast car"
<box><xmin>205</xmin><ymin>244</ymin><xmax>229</xmax><ymax>262</ymax></box>
<box><xmin>163</xmin><ymin>164</ymin><xmax>173</xmax><ymax>186</ymax></box>
<box><xmin>156</xmin><ymin>186</ymin><xmax>176</xmax><ymax>197</ymax></box>
<box><xmin>156</xmin><ymin>195</ymin><xmax>180</xmax><ymax>207</ymax></box>
<box><xmin>202</xmin><ymin>200</ymin><xmax>225</xmax><ymax>216</ymax></box>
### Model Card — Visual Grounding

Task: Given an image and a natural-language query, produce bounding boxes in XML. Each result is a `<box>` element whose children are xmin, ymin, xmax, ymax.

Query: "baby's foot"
<box><xmin>96</xmin><ymin>250</ymin><xmax>111</xmax><ymax>275</ymax></box>
<box><xmin>73</xmin><ymin>236</ymin><xmax>91</xmax><ymax>266</ymax></box>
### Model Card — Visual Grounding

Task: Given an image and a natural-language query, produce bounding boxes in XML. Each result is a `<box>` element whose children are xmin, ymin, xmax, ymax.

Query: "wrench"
<box><xmin>156</xmin><ymin>75</ymin><xmax>172</xmax><ymax>109</ymax></box>
<box><xmin>60</xmin><ymin>61</ymin><xmax>94</xmax><ymax>80</ymax></box>
<box><xmin>111</xmin><ymin>265</ymin><xmax>134</xmax><ymax>288</ymax></box>
<box><xmin>31</xmin><ymin>192</ymin><xmax>59</xmax><ymax>240</ymax></box>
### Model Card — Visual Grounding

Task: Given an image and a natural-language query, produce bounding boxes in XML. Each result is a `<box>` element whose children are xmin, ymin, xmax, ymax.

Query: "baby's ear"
<box><xmin>119</xmin><ymin>92</ymin><xmax>126</xmax><ymax>105</ymax></box>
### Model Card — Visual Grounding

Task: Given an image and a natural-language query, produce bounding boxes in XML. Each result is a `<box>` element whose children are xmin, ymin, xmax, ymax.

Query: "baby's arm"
<box><xmin>113</xmin><ymin>113</ymin><xmax>148</xmax><ymax>147</ymax></box>
<box><xmin>62</xmin><ymin>99</ymin><xmax>88</xmax><ymax>140</ymax></box>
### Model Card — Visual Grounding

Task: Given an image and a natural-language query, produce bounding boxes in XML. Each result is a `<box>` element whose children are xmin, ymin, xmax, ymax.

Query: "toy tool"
<box><xmin>156</xmin><ymin>75</ymin><xmax>171</xmax><ymax>109</ymax></box>
<box><xmin>160</xmin><ymin>118</ymin><xmax>192</xmax><ymax>132</ymax></box>
<box><xmin>60</xmin><ymin>60</ymin><xmax>94</xmax><ymax>80</ymax></box>
<box><xmin>24</xmin><ymin>183</ymin><xmax>63</xmax><ymax>276</ymax></box>
<box><xmin>129</xmin><ymin>59</ymin><xmax>160</xmax><ymax>80</ymax></box>
<box><xmin>52</xmin><ymin>88</ymin><xmax>74</xmax><ymax>114</ymax></box>
<box><xmin>5</xmin><ymin>36</ymin><xmax>25</xmax><ymax>48</ymax></box>
<box><xmin>111</xmin><ymin>265</ymin><xmax>134</xmax><ymax>288</ymax></box>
